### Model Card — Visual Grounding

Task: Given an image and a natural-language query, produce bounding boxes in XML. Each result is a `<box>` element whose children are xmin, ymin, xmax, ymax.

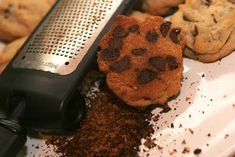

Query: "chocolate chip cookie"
<box><xmin>97</xmin><ymin>16</ymin><xmax>184</xmax><ymax>107</ymax></box>
<box><xmin>171</xmin><ymin>0</ymin><xmax>235</xmax><ymax>62</ymax></box>
<box><xmin>0</xmin><ymin>0</ymin><xmax>55</xmax><ymax>42</ymax></box>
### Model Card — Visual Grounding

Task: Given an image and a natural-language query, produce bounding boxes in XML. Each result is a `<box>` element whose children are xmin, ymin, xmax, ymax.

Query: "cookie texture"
<box><xmin>97</xmin><ymin>16</ymin><xmax>184</xmax><ymax>107</ymax></box>
<box><xmin>0</xmin><ymin>0</ymin><xmax>55</xmax><ymax>42</ymax></box>
<box><xmin>171</xmin><ymin>0</ymin><xmax>235</xmax><ymax>62</ymax></box>
<box><xmin>142</xmin><ymin>0</ymin><xmax>185</xmax><ymax>16</ymax></box>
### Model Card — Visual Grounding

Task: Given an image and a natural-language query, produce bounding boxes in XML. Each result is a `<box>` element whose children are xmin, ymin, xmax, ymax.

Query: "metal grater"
<box><xmin>13</xmin><ymin>0</ymin><xmax>132</xmax><ymax>75</ymax></box>
<box><xmin>0</xmin><ymin>0</ymin><xmax>134</xmax><ymax>156</ymax></box>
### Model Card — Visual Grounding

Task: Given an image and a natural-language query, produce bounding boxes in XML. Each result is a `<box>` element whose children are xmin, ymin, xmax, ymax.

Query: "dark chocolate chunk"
<box><xmin>160</xmin><ymin>21</ymin><xmax>172</xmax><ymax>37</ymax></box>
<box><xmin>131</xmin><ymin>48</ymin><xmax>147</xmax><ymax>56</ymax></box>
<box><xmin>166</xmin><ymin>56</ymin><xmax>179</xmax><ymax>71</ymax></box>
<box><xmin>149</xmin><ymin>57</ymin><xmax>166</xmax><ymax>71</ymax></box>
<box><xmin>100</xmin><ymin>48</ymin><xmax>119</xmax><ymax>61</ymax></box>
<box><xmin>146</xmin><ymin>31</ymin><xmax>158</xmax><ymax>43</ymax></box>
<box><xmin>202</xmin><ymin>0</ymin><xmax>211</xmax><ymax>6</ymax></box>
<box><xmin>192</xmin><ymin>25</ymin><xmax>198</xmax><ymax>37</ymax></box>
<box><xmin>193</xmin><ymin>148</ymin><xmax>202</xmax><ymax>155</ymax></box>
<box><xmin>170</xmin><ymin>28</ymin><xmax>181</xmax><ymax>44</ymax></box>
<box><xmin>109</xmin><ymin>56</ymin><xmax>130</xmax><ymax>73</ymax></box>
<box><xmin>128</xmin><ymin>24</ymin><xmax>140</xmax><ymax>33</ymax></box>
<box><xmin>108</xmin><ymin>38</ymin><xmax>123</xmax><ymax>50</ymax></box>
<box><xmin>137</xmin><ymin>69</ymin><xmax>155</xmax><ymax>85</ymax></box>
<box><xmin>112</xmin><ymin>26</ymin><xmax>128</xmax><ymax>38</ymax></box>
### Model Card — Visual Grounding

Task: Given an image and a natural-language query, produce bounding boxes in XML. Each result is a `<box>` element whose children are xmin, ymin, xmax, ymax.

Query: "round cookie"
<box><xmin>142</xmin><ymin>0</ymin><xmax>185</xmax><ymax>16</ymax></box>
<box><xmin>0</xmin><ymin>0</ymin><xmax>55</xmax><ymax>42</ymax></box>
<box><xmin>97</xmin><ymin>16</ymin><xmax>184</xmax><ymax>107</ymax></box>
<box><xmin>171</xmin><ymin>0</ymin><xmax>235</xmax><ymax>62</ymax></box>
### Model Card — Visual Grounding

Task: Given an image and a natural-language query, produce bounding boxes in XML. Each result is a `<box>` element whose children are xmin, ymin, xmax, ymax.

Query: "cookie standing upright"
<box><xmin>97</xmin><ymin>16</ymin><xmax>184</xmax><ymax>107</ymax></box>
<box><xmin>0</xmin><ymin>0</ymin><xmax>55</xmax><ymax>42</ymax></box>
<box><xmin>171</xmin><ymin>0</ymin><xmax>235</xmax><ymax>62</ymax></box>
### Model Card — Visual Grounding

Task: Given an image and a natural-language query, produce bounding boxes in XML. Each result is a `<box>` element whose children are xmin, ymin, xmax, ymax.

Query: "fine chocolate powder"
<box><xmin>46</xmin><ymin>72</ymin><xmax>154</xmax><ymax>157</ymax></box>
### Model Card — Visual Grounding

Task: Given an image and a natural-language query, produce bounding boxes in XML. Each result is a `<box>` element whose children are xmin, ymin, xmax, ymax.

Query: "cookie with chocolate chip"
<box><xmin>0</xmin><ymin>0</ymin><xmax>55</xmax><ymax>42</ymax></box>
<box><xmin>171</xmin><ymin>0</ymin><xmax>235</xmax><ymax>62</ymax></box>
<box><xmin>97</xmin><ymin>16</ymin><xmax>184</xmax><ymax>107</ymax></box>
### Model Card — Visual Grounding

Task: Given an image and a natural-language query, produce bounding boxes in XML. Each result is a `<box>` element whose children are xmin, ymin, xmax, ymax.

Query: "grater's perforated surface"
<box><xmin>13</xmin><ymin>0</ymin><xmax>125</xmax><ymax>75</ymax></box>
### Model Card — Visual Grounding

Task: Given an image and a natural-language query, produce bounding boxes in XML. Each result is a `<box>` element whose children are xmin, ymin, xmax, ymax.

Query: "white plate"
<box><xmin>1</xmin><ymin>42</ymin><xmax>235</xmax><ymax>157</ymax></box>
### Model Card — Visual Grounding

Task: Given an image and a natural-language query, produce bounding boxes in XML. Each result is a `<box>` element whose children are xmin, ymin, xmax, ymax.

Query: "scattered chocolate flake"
<box><xmin>131</xmin><ymin>48</ymin><xmax>147</xmax><ymax>56</ymax></box>
<box><xmin>137</xmin><ymin>69</ymin><xmax>156</xmax><ymax>85</ymax></box>
<box><xmin>160</xmin><ymin>21</ymin><xmax>171</xmax><ymax>37</ymax></box>
<box><xmin>201</xmin><ymin>74</ymin><xmax>205</xmax><ymax>78</ymax></box>
<box><xmin>181</xmin><ymin>139</ymin><xmax>186</xmax><ymax>145</ymax></box>
<box><xmin>207</xmin><ymin>133</ymin><xmax>211</xmax><ymax>137</ymax></box>
<box><xmin>166</xmin><ymin>56</ymin><xmax>179</xmax><ymax>71</ymax></box>
<box><xmin>170</xmin><ymin>28</ymin><xmax>181</xmax><ymax>44</ymax></box>
<box><xmin>192</xmin><ymin>25</ymin><xmax>199</xmax><ymax>37</ymax></box>
<box><xmin>202</xmin><ymin>0</ymin><xmax>211</xmax><ymax>6</ymax></box>
<box><xmin>100</xmin><ymin>48</ymin><xmax>120</xmax><ymax>61</ymax></box>
<box><xmin>224</xmin><ymin>134</ymin><xmax>229</xmax><ymax>139</ymax></box>
<box><xmin>157</xmin><ymin>145</ymin><xmax>163</xmax><ymax>150</ymax></box>
<box><xmin>128</xmin><ymin>24</ymin><xmax>140</xmax><ymax>33</ymax></box>
<box><xmin>108</xmin><ymin>38</ymin><xmax>123</xmax><ymax>50</ymax></box>
<box><xmin>183</xmin><ymin>14</ymin><xmax>191</xmax><ymax>22</ymax></box>
<box><xmin>160</xmin><ymin>103</ymin><xmax>172</xmax><ymax>113</ymax></box>
<box><xmin>46</xmin><ymin>83</ymin><xmax>154</xmax><ymax>157</ymax></box>
<box><xmin>144</xmin><ymin>138</ymin><xmax>156</xmax><ymax>149</ymax></box>
<box><xmin>182</xmin><ymin>147</ymin><xmax>190</xmax><ymax>153</ymax></box>
<box><xmin>109</xmin><ymin>56</ymin><xmax>130</xmax><ymax>73</ymax></box>
<box><xmin>146</xmin><ymin>31</ymin><xmax>158</xmax><ymax>43</ymax></box>
<box><xmin>206</xmin><ymin>143</ymin><xmax>209</xmax><ymax>147</ymax></box>
<box><xmin>193</xmin><ymin>148</ymin><xmax>202</xmax><ymax>155</ymax></box>
<box><xmin>179</xmin><ymin>124</ymin><xmax>183</xmax><ymax>128</ymax></box>
<box><xmin>189</xmin><ymin>114</ymin><xmax>191</xmax><ymax>118</ymax></box>
<box><xmin>186</xmin><ymin>128</ymin><xmax>194</xmax><ymax>134</ymax></box>
<box><xmin>112</xmin><ymin>26</ymin><xmax>128</xmax><ymax>38</ymax></box>
<box><xmin>170</xmin><ymin>123</ymin><xmax>174</xmax><ymax>128</ymax></box>
<box><xmin>169</xmin><ymin>149</ymin><xmax>177</xmax><ymax>155</ymax></box>
<box><xmin>149</xmin><ymin>56</ymin><xmax>166</xmax><ymax>71</ymax></box>
<box><xmin>152</xmin><ymin>114</ymin><xmax>160</xmax><ymax>122</ymax></box>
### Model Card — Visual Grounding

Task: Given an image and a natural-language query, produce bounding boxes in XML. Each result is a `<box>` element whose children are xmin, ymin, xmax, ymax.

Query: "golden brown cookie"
<box><xmin>97</xmin><ymin>16</ymin><xmax>184</xmax><ymax>107</ymax></box>
<box><xmin>0</xmin><ymin>0</ymin><xmax>55</xmax><ymax>42</ymax></box>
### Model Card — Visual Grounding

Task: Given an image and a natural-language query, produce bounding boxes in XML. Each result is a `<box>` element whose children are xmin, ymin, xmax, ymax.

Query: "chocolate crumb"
<box><xmin>137</xmin><ymin>69</ymin><xmax>156</xmax><ymax>85</ymax></box>
<box><xmin>181</xmin><ymin>139</ymin><xmax>186</xmax><ymax>145</ymax></box>
<box><xmin>144</xmin><ymin>138</ymin><xmax>156</xmax><ymax>149</ymax></box>
<box><xmin>207</xmin><ymin>133</ymin><xmax>211</xmax><ymax>137</ymax></box>
<box><xmin>182</xmin><ymin>147</ymin><xmax>190</xmax><ymax>153</ymax></box>
<box><xmin>149</xmin><ymin>56</ymin><xmax>166</xmax><ymax>71</ymax></box>
<box><xmin>193</xmin><ymin>148</ymin><xmax>202</xmax><ymax>155</ymax></box>
<box><xmin>128</xmin><ymin>24</ymin><xmax>140</xmax><ymax>33</ymax></box>
<box><xmin>112</xmin><ymin>26</ymin><xmax>128</xmax><ymax>38</ymax></box>
<box><xmin>109</xmin><ymin>56</ymin><xmax>130</xmax><ymax>73</ymax></box>
<box><xmin>160</xmin><ymin>21</ymin><xmax>171</xmax><ymax>37</ymax></box>
<box><xmin>170</xmin><ymin>28</ymin><xmax>181</xmax><ymax>44</ymax></box>
<box><xmin>131</xmin><ymin>48</ymin><xmax>147</xmax><ymax>56</ymax></box>
<box><xmin>100</xmin><ymin>48</ymin><xmax>119</xmax><ymax>61</ymax></box>
<box><xmin>146</xmin><ymin>31</ymin><xmax>158</xmax><ymax>43</ymax></box>
<box><xmin>170</xmin><ymin>123</ymin><xmax>174</xmax><ymax>128</ymax></box>
<box><xmin>224</xmin><ymin>134</ymin><xmax>229</xmax><ymax>139</ymax></box>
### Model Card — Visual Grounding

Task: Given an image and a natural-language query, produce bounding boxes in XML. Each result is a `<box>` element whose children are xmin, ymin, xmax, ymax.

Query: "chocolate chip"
<box><xmin>166</xmin><ymin>56</ymin><xmax>179</xmax><ymax>71</ymax></box>
<box><xmin>160</xmin><ymin>21</ymin><xmax>171</xmax><ymax>37</ymax></box>
<box><xmin>112</xmin><ymin>26</ymin><xmax>128</xmax><ymax>38</ymax></box>
<box><xmin>149</xmin><ymin>57</ymin><xmax>166</xmax><ymax>71</ymax></box>
<box><xmin>146</xmin><ymin>31</ymin><xmax>158</xmax><ymax>43</ymax></box>
<box><xmin>193</xmin><ymin>148</ymin><xmax>202</xmax><ymax>155</ymax></box>
<box><xmin>108</xmin><ymin>38</ymin><xmax>123</xmax><ymax>50</ymax></box>
<box><xmin>192</xmin><ymin>25</ymin><xmax>198</xmax><ymax>37</ymax></box>
<box><xmin>229</xmin><ymin>0</ymin><xmax>235</xmax><ymax>3</ymax></box>
<box><xmin>202</xmin><ymin>0</ymin><xmax>211</xmax><ymax>6</ymax></box>
<box><xmin>170</xmin><ymin>28</ymin><xmax>181</xmax><ymax>44</ymax></box>
<box><xmin>109</xmin><ymin>56</ymin><xmax>130</xmax><ymax>73</ymax></box>
<box><xmin>128</xmin><ymin>24</ymin><xmax>140</xmax><ymax>33</ymax></box>
<box><xmin>131</xmin><ymin>48</ymin><xmax>147</xmax><ymax>56</ymax></box>
<box><xmin>137</xmin><ymin>69</ymin><xmax>155</xmax><ymax>85</ymax></box>
<box><xmin>4</xmin><ymin>8</ymin><xmax>11</xmax><ymax>14</ymax></box>
<box><xmin>183</xmin><ymin>14</ymin><xmax>191</xmax><ymax>22</ymax></box>
<box><xmin>100</xmin><ymin>48</ymin><xmax>119</xmax><ymax>61</ymax></box>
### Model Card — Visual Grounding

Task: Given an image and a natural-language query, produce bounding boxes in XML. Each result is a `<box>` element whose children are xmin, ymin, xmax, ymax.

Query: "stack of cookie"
<box><xmin>0</xmin><ymin>0</ymin><xmax>55</xmax><ymax>70</ymax></box>
<box><xmin>171</xmin><ymin>0</ymin><xmax>235</xmax><ymax>62</ymax></box>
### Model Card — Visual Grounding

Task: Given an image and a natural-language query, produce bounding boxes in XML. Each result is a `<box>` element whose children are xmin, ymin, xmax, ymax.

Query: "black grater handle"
<box><xmin>0</xmin><ymin>120</ymin><xmax>26</xmax><ymax>157</ymax></box>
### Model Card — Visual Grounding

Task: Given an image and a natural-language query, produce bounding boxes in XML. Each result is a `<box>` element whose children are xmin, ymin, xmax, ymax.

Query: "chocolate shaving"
<box><xmin>137</xmin><ymin>69</ymin><xmax>156</xmax><ymax>85</ymax></box>
<box><xmin>100</xmin><ymin>48</ymin><xmax>120</xmax><ymax>61</ymax></box>
<box><xmin>149</xmin><ymin>56</ymin><xmax>166</xmax><ymax>71</ymax></box>
<box><xmin>146</xmin><ymin>31</ymin><xmax>158</xmax><ymax>43</ymax></box>
<box><xmin>131</xmin><ymin>48</ymin><xmax>147</xmax><ymax>56</ymax></box>
<box><xmin>166</xmin><ymin>56</ymin><xmax>179</xmax><ymax>71</ymax></box>
<box><xmin>170</xmin><ymin>28</ymin><xmax>181</xmax><ymax>44</ymax></box>
<box><xmin>109</xmin><ymin>56</ymin><xmax>130</xmax><ymax>73</ymax></box>
<box><xmin>160</xmin><ymin>21</ymin><xmax>171</xmax><ymax>37</ymax></box>
<box><xmin>112</xmin><ymin>26</ymin><xmax>128</xmax><ymax>38</ymax></box>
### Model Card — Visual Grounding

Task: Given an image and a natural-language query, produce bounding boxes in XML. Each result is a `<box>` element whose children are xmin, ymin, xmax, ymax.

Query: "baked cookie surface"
<box><xmin>171</xmin><ymin>0</ymin><xmax>235</xmax><ymax>62</ymax></box>
<box><xmin>0</xmin><ymin>0</ymin><xmax>55</xmax><ymax>42</ymax></box>
<box><xmin>97</xmin><ymin>16</ymin><xmax>184</xmax><ymax>107</ymax></box>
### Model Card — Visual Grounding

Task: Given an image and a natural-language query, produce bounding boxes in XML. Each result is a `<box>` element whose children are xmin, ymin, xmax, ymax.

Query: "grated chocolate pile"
<box><xmin>46</xmin><ymin>82</ymin><xmax>154</xmax><ymax>157</ymax></box>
